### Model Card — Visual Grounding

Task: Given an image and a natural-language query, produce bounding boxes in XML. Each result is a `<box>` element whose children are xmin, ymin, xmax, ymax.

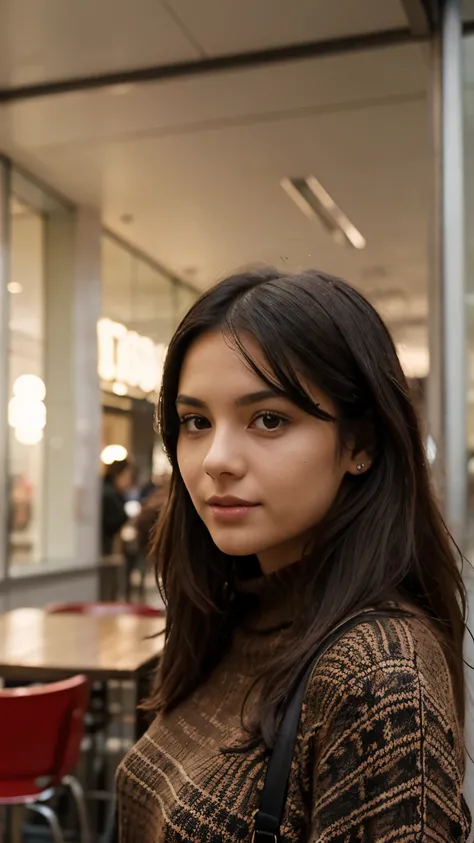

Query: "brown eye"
<box><xmin>252</xmin><ymin>412</ymin><xmax>288</xmax><ymax>431</ymax></box>
<box><xmin>179</xmin><ymin>415</ymin><xmax>211</xmax><ymax>433</ymax></box>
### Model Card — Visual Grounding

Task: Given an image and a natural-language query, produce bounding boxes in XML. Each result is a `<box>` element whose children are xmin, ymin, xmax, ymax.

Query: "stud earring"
<box><xmin>356</xmin><ymin>463</ymin><xmax>365</xmax><ymax>471</ymax></box>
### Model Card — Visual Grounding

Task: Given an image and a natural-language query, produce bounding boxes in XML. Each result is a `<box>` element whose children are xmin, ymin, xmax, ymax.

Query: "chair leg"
<box><xmin>102</xmin><ymin>798</ymin><xmax>117</xmax><ymax>843</ymax></box>
<box><xmin>26</xmin><ymin>803</ymin><xmax>65</xmax><ymax>843</ymax></box>
<box><xmin>62</xmin><ymin>774</ymin><xmax>93</xmax><ymax>843</ymax></box>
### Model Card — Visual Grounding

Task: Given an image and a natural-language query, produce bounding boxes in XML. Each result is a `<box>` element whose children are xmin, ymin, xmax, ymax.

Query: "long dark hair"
<box><xmin>146</xmin><ymin>268</ymin><xmax>467</xmax><ymax>745</ymax></box>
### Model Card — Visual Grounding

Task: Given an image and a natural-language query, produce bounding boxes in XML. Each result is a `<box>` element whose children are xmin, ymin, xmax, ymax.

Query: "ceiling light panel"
<box><xmin>281</xmin><ymin>175</ymin><xmax>366</xmax><ymax>250</ymax></box>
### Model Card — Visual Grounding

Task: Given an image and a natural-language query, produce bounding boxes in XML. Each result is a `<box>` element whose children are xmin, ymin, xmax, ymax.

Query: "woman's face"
<box><xmin>176</xmin><ymin>331</ymin><xmax>366</xmax><ymax>573</ymax></box>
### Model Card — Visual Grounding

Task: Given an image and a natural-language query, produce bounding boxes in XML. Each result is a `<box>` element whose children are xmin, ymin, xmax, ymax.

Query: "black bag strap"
<box><xmin>251</xmin><ymin>608</ymin><xmax>411</xmax><ymax>842</ymax></box>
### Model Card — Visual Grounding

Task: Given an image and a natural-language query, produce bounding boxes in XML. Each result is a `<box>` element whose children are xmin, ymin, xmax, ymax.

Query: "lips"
<box><xmin>206</xmin><ymin>496</ymin><xmax>258</xmax><ymax>507</ymax></box>
<box><xmin>205</xmin><ymin>496</ymin><xmax>260</xmax><ymax>523</ymax></box>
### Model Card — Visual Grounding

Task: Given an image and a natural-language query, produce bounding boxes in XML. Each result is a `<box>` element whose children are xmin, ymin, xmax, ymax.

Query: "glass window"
<box><xmin>100</xmin><ymin>234</ymin><xmax>196</xmax><ymax>495</ymax></box>
<box><xmin>102</xmin><ymin>234</ymin><xmax>134</xmax><ymax>328</ymax></box>
<box><xmin>134</xmin><ymin>259</ymin><xmax>176</xmax><ymax>344</ymax></box>
<box><xmin>8</xmin><ymin>195</ymin><xmax>45</xmax><ymax>566</ymax></box>
<box><xmin>100</xmin><ymin>233</ymin><xmax>197</xmax><ymax>402</ymax></box>
<box><xmin>7</xmin><ymin>170</ymin><xmax>75</xmax><ymax>572</ymax></box>
<box><xmin>102</xmin><ymin>232</ymin><xmax>197</xmax><ymax>342</ymax></box>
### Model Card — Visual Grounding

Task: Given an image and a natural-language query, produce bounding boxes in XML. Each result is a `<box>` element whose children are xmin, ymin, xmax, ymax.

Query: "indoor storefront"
<box><xmin>99</xmin><ymin>231</ymin><xmax>196</xmax><ymax>486</ymax></box>
<box><xmin>0</xmin><ymin>165</ymin><xmax>196</xmax><ymax>609</ymax></box>
<box><xmin>0</xmin><ymin>162</ymin><xmax>102</xmax><ymax>611</ymax></box>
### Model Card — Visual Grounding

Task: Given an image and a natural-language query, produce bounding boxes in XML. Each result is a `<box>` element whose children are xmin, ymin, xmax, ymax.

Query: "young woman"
<box><xmin>117</xmin><ymin>269</ymin><xmax>471</xmax><ymax>841</ymax></box>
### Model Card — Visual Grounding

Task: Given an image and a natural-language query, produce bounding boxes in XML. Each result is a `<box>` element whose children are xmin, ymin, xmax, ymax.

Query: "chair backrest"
<box><xmin>0</xmin><ymin>675</ymin><xmax>89</xmax><ymax>797</ymax></box>
<box><xmin>45</xmin><ymin>601</ymin><xmax>164</xmax><ymax>618</ymax></box>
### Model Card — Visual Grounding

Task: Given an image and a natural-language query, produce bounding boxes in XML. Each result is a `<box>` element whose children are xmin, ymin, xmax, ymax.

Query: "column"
<box><xmin>433</xmin><ymin>0</ymin><xmax>474</xmax><ymax>814</ymax></box>
<box><xmin>42</xmin><ymin>207</ymin><xmax>75</xmax><ymax>562</ymax></box>
<box><xmin>42</xmin><ymin>206</ymin><xmax>102</xmax><ymax>566</ymax></box>
<box><xmin>428</xmin><ymin>0</ymin><xmax>467</xmax><ymax>546</ymax></box>
<box><xmin>73</xmin><ymin>208</ymin><xmax>102</xmax><ymax>566</ymax></box>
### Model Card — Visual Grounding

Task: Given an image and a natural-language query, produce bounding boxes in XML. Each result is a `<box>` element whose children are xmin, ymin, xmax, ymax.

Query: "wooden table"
<box><xmin>0</xmin><ymin>609</ymin><xmax>165</xmax><ymax>842</ymax></box>
<box><xmin>0</xmin><ymin>608</ymin><xmax>165</xmax><ymax>738</ymax></box>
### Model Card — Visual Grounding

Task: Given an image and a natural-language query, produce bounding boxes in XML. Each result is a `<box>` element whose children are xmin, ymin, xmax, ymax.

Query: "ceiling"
<box><xmin>0</xmin><ymin>0</ymin><xmax>448</xmax><ymax>367</ymax></box>
<box><xmin>0</xmin><ymin>0</ymin><xmax>410</xmax><ymax>88</ymax></box>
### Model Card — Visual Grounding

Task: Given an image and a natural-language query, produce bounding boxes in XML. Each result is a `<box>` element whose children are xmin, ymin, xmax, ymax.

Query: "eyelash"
<box><xmin>178</xmin><ymin>411</ymin><xmax>289</xmax><ymax>434</ymax></box>
<box><xmin>178</xmin><ymin>414</ymin><xmax>209</xmax><ymax>433</ymax></box>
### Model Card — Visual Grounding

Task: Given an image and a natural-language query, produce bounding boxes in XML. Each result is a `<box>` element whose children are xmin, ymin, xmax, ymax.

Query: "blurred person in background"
<box><xmin>128</xmin><ymin>476</ymin><xmax>171</xmax><ymax>600</ymax></box>
<box><xmin>101</xmin><ymin>458</ymin><xmax>134</xmax><ymax>556</ymax></box>
<box><xmin>137</xmin><ymin>475</ymin><xmax>170</xmax><ymax>554</ymax></box>
<box><xmin>117</xmin><ymin>269</ymin><xmax>471</xmax><ymax>842</ymax></box>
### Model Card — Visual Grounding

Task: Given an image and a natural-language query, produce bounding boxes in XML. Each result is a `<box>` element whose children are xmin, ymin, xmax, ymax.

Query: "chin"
<box><xmin>208</xmin><ymin>528</ymin><xmax>268</xmax><ymax>558</ymax></box>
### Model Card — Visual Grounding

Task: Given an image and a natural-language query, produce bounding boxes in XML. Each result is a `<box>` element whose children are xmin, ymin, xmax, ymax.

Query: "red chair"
<box><xmin>45</xmin><ymin>601</ymin><xmax>164</xmax><ymax>835</ymax></box>
<box><xmin>0</xmin><ymin>675</ymin><xmax>91</xmax><ymax>843</ymax></box>
<box><xmin>45</xmin><ymin>601</ymin><xmax>164</xmax><ymax>618</ymax></box>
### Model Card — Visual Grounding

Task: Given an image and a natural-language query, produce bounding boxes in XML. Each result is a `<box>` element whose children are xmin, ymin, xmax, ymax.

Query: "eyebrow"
<box><xmin>175</xmin><ymin>389</ymin><xmax>286</xmax><ymax>409</ymax></box>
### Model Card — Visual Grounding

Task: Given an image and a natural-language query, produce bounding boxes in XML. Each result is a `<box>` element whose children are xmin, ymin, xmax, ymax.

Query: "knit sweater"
<box><xmin>117</xmin><ymin>571</ymin><xmax>471</xmax><ymax>842</ymax></box>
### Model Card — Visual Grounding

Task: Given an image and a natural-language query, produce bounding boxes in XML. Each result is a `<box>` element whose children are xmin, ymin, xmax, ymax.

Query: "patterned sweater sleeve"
<box><xmin>305</xmin><ymin>629</ymin><xmax>470</xmax><ymax>842</ymax></box>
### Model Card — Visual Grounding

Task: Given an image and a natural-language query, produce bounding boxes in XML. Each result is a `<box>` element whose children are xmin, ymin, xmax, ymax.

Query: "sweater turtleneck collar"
<box><xmin>234</xmin><ymin>555</ymin><xmax>312</xmax><ymax>631</ymax></box>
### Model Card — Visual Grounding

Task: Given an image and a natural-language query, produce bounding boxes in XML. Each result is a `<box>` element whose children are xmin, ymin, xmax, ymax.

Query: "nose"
<box><xmin>202</xmin><ymin>426</ymin><xmax>246</xmax><ymax>479</ymax></box>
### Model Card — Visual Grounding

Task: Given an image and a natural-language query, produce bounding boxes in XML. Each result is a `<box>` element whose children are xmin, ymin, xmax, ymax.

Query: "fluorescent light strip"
<box><xmin>281</xmin><ymin>176</ymin><xmax>366</xmax><ymax>250</ymax></box>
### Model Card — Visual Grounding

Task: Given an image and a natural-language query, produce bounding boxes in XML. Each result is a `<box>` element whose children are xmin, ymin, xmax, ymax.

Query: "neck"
<box><xmin>235</xmin><ymin>556</ymin><xmax>310</xmax><ymax>630</ymax></box>
<box><xmin>257</xmin><ymin>530</ymin><xmax>316</xmax><ymax>574</ymax></box>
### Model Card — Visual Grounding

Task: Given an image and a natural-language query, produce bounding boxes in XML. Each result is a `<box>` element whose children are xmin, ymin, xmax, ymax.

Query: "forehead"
<box><xmin>177</xmin><ymin>330</ymin><xmax>332</xmax><ymax>414</ymax></box>
<box><xmin>179</xmin><ymin>331</ymin><xmax>269</xmax><ymax>391</ymax></box>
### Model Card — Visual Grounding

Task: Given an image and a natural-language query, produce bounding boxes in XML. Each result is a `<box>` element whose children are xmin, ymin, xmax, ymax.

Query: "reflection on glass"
<box><xmin>101</xmin><ymin>233</ymin><xmax>198</xmax><ymax>401</ymax></box>
<box><xmin>134</xmin><ymin>259</ymin><xmax>175</xmax><ymax>344</ymax></box>
<box><xmin>102</xmin><ymin>235</ymin><xmax>134</xmax><ymax>327</ymax></box>
<box><xmin>102</xmin><ymin>233</ymin><xmax>198</xmax><ymax>346</ymax></box>
<box><xmin>8</xmin><ymin>197</ymin><xmax>45</xmax><ymax>566</ymax></box>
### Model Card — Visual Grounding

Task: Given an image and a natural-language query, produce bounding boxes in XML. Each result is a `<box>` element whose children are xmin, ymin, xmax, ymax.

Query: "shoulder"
<box><xmin>301</xmin><ymin>612</ymin><xmax>461</xmax><ymax>749</ymax></box>
<box><xmin>296</xmin><ymin>614</ymin><xmax>470</xmax><ymax>841</ymax></box>
<box><xmin>312</xmin><ymin>611</ymin><xmax>451</xmax><ymax>691</ymax></box>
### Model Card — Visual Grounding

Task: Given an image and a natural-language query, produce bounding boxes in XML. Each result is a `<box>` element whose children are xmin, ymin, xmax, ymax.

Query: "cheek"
<box><xmin>176</xmin><ymin>439</ymin><xmax>200</xmax><ymax>495</ymax></box>
<box><xmin>264</xmin><ymin>432</ymin><xmax>344</xmax><ymax>508</ymax></box>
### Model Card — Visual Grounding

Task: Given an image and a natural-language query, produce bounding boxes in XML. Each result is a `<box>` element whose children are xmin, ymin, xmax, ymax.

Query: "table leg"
<box><xmin>101</xmin><ymin>799</ymin><xmax>118</xmax><ymax>843</ymax></box>
<box><xmin>10</xmin><ymin>806</ymin><xmax>24</xmax><ymax>843</ymax></box>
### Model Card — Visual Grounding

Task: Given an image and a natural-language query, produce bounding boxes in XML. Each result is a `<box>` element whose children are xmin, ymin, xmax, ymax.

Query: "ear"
<box><xmin>347</xmin><ymin>448</ymin><xmax>372</xmax><ymax>476</ymax></box>
<box><xmin>345</xmin><ymin>411</ymin><xmax>375</xmax><ymax>476</ymax></box>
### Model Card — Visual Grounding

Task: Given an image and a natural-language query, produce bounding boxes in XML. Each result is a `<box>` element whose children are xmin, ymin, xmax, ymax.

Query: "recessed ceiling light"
<box><xmin>108</xmin><ymin>84</ymin><xmax>136</xmax><ymax>96</ymax></box>
<box><xmin>7</xmin><ymin>282</ymin><xmax>22</xmax><ymax>294</ymax></box>
<box><xmin>281</xmin><ymin>176</ymin><xmax>366</xmax><ymax>250</ymax></box>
